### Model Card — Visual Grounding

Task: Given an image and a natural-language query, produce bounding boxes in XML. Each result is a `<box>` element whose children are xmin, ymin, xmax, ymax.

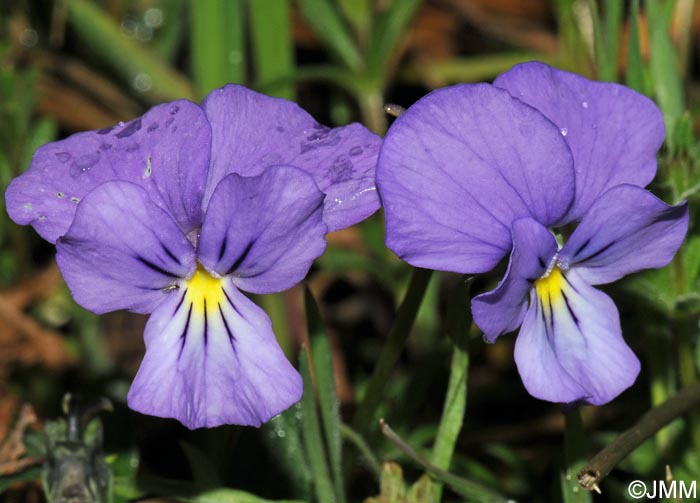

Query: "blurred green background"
<box><xmin>0</xmin><ymin>1</ymin><xmax>699</xmax><ymax>502</ymax></box>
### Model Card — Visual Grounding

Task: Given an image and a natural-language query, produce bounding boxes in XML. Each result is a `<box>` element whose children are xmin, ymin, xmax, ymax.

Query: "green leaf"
<box><xmin>189</xmin><ymin>0</ymin><xmax>246</xmax><ymax>96</ymax></box>
<box><xmin>407</xmin><ymin>474</ymin><xmax>435</xmax><ymax>503</ymax></box>
<box><xmin>182</xmin><ymin>488</ymin><xmax>307</xmax><ymax>503</ymax></box>
<box><xmin>380</xmin><ymin>462</ymin><xmax>407</xmax><ymax>503</ymax></box>
<box><xmin>297</xmin><ymin>0</ymin><xmax>362</xmax><ymax>71</ymax></box>
<box><xmin>249</xmin><ymin>0</ymin><xmax>295</xmax><ymax>100</ymax></box>
<box><xmin>299</xmin><ymin>348</ymin><xmax>337</xmax><ymax>503</ymax></box>
<box><xmin>65</xmin><ymin>0</ymin><xmax>196</xmax><ymax>103</ymax></box>
<box><xmin>305</xmin><ymin>287</ymin><xmax>345</xmax><ymax>503</ymax></box>
<box><xmin>263</xmin><ymin>407</ymin><xmax>313</xmax><ymax>500</ymax></box>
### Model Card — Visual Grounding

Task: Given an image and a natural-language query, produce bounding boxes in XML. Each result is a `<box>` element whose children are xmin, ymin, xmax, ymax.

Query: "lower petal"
<box><xmin>127</xmin><ymin>275</ymin><xmax>302</xmax><ymax>428</ymax></box>
<box><xmin>514</xmin><ymin>268</ymin><xmax>640</xmax><ymax>405</ymax></box>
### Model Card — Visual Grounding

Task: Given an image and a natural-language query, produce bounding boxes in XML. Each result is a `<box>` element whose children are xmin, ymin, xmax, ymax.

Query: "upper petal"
<box><xmin>472</xmin><ymin>218</ymin><xmax>558</xmax><ymax>342</ymax></box>
<box><xmin>201</xmin><ymin>84</ymin><xmax>381</xmax><ymax>232</ymax></box>
<box><xmin>56</xmin><ymin>181</ymin><xmax>196</xmax><ymax>314</ymax></box>
<box><xmin>127</xmin><ymin>276</ymin><xmax>302</xmax><ymax>429</ymax></box>
<box><xmin>5</xmin><ymin>100</ymin><xmax>211</xmax><ymax>243</ymax></box>
<box><xmin>559</xmin><ymin>184</ymin><xmax>689</xmax><ymax>285</ymax></box>
<box><xmin>197</xmin><ymin>167</ymin><xmax>327</xmax><ymax>294</ymax></box>
<box><xmin>494</xmin><ymin>61</ymin><xmax>665</xmax><ymax>222</ymax></box>
<box><xmin>514</xmin><ymin>268</ymin><xmax>640</xmax><ymax>405</ymax></box>
<box><xmin>376</xmin><ymin>83</ymin><xmax>575</xmax><ymax>273</ymax></box>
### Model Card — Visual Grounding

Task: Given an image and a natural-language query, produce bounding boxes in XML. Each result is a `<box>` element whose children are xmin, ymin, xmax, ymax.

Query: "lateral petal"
<box><xmin>201</xmin><ymin>85</ymin><xmax>380</xmax><ymax>232</ymax></box>
<box><xmin>127</xmin><ymin>276</ymin><xmax>303</xmax><ymax>429</ymax></box>
<box><xmin>5</xmin><ymin>100</ymin><xmax>211</xmax><ymax>242</ymax></box>
<box><xmin>472</xmin><ymin>218</ymin><xmax>557</xmax><ymax>342</ymax></box>
<box><xmin>197</xmin><ymin>168</ymin><xmax>327</xmax><ymax>294</ymax></box>
<box><xmin>56</xmin><ymin>182</ymin><xmax>195</xmax><ymax>314</ymax></box>
<box><xmin>495</xmin><ymin>62</ymin><xmax>665</xmax><ymax>222</ymax></box>
<box><xmin>376</xmin><ymin>83</ymin><xmax>575</xmax><ymax>273</ymax></box>
<box><xmin>514</xmin><ymin>268</ymin><xmax>640</xmax><ymax>405</ymax></box>
<box><xmin>559</xmin><ymin>184</ymin><xmax>688</xmax><ymax>285</ymax></box>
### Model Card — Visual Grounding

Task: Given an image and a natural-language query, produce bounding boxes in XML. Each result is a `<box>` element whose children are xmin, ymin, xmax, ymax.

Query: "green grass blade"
<box><xmin>625</xmin><ymin>0</ymin><xmax>647</xmax><ymax>94</ymax></box>
<box><xmin>299</xmin><ymin>347</ymin><xmax>337</xmax><ymax>503</ymax></box>
<box><xmin>645</xmin><ymin>0</ymin><xmax>684</xmax><ymax>143</ymax></box>
<box><xmin>603</xmin><ymin>0</ymin><xmax>623</xmax><ymax>81</ymax></box>
<box><xmin>298</xmin><ymin>0</ymin><xmax>362</xmax><ymax>71</ymax></box>
<box><xmin>429</xmin><ymin>279</ymin><xmax>471</xmax><ymax>501</ymax></box>
<box><xmin>189</xmin><ymin>0</ymin><xmax>245</xmax><ymax>97</ymax></box>
<box><xmin>305</xmin><ymin>287</ymin><xmax>345</xmax><ymax>503</ymax></box>
<box><xmin>367</xmin><ymin>0</ymin><xmax>422</xmax><ymax>81</ymax></box>
<box><xmin>249</xmin><ymin>0</ymin><xmax>294</xmax><ymax>100</ymax></box>
<box><xmin>65</xmin><ymin>0</ymin><xmax>195</xmax><ymax>103</ymax></box>
<box><xmin>352</xmin><ymin>268</ymin><xmax>433</xmax><ymax>435</ymax></box>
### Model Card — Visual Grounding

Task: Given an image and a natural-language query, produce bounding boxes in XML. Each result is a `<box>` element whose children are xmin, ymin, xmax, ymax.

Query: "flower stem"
<box><xmin>352</xmin><ymin>267</ymin><xmax>433</xmax><ymax>435</ymax></box>
<box><xmin>562</xmin><ymin>408</ymin><xmax>592</xmax><ymax>503</ymax></box>
<box><xmin>578</xmin><ymin>383</ymin><xmax>700</xmax><ymax>491</ymax></box>
<box><xmin>380</xmin><ymin>419</ymin><xmax>510</xmax><ymax>503</ymax></box>
<box><xmin>430</xmin><ymin>278</ymin><xmax>471</xmax><ymax>502</ymax></box>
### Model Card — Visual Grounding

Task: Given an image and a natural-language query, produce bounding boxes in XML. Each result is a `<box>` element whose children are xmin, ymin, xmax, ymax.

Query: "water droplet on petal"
<box><xmin>582</xmin><ymin>101</ymin><xmax>589</xmax><ymax>108</ymax></box>
<box><xmin>560</xmin><ymin>127</ymin><xmax>568</xmax><ymax>137</ymax></box>
<box><xmin>70</xmin><ymin>152</ymin><xmax>101</xmax><ymax>177</ymax></box>
<box><xmin>56</xmin><ymin>192</ymin><xmax>64</xmax><ymax>198</ymax></box>
<box><xmin>118</xmin><ymin>121</ymin><xmax>125</xmax><ymax>127</ymax></box>
<box><xmin>55</xmin><ymin>152</ymin><xmax>71</xmax><ymax>163</ymax></box>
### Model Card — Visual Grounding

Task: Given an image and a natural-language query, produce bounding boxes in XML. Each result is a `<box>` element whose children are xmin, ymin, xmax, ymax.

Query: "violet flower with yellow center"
<box><xmin>5</xmin><ymin>85</ymin><xmax>381</xmax><ymax>428</ymax></box>
<box><xmin>377</xmin><ymin>62</ymin><xmax>689</xmax><ymax>405</ymax></box>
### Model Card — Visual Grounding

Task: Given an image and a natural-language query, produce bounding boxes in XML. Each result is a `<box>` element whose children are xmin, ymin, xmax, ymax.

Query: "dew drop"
<box><xmin>560</xmin><ymin>127</ymin><xmax>568</xmax><ymax>137</ymax></box>
<box><xmin>56</xmin><ymin>192</ymin><xmax>64</xmax><ymax>198</ymax></box>
<box><xmin>582</xmin><ymin>101</ymin><xmax>589</xmax><ymax>108</ymax></box>
<box><xmin>71</xmin><ymin>152</ymin><xmax>101</xmax><ymax>176</ymax></box>
<box><xmin>169</xmin><ymin>105</ymin><xmax>179</xmax><ymax>115</ymax></box>
<box><xmin>144</xmin><ymin>156</ymin><xmax>152</xmax><ymax>177</ymax></box>
<box><xmin>24</xmin><ymin>203</ymin><xmax>32</xmax><ymax>210</ymax></box>
<box><xmin>118</xmin><ymin>121</ymin><xmax>125</xmax><ymax>127</ymax></box>
<box><xmin>70</xmin><ymin>197</ymin><xmax>80</xmax><ymax>203</ymax></box>
<box><xmin>276</xmin><ymin>429</ymin><xmax>286</xmax><ymax>438</ymax></box>
<box><xmin>37</xmin><ymin>215</ymin><xmax>46</xmax><ymax>221</ymax></box>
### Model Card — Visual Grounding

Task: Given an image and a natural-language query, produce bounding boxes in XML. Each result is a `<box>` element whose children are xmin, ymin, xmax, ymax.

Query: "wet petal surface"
<box><xmin>128</xmin><ymin>273</ymin><xmax>302</xmax><ymax>428</ymax></box>
<box><xmin>201</xmin><ymin>85</ymin><xmax>380</xmax><ymax>232</ymax></box>
<box><xmin>6</xmin><ymin>100</ymin><xmax>211</xmax><ymax>242</ymax></box>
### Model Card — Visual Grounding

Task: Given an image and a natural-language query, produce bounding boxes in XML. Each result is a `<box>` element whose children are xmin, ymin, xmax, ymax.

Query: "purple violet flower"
<box><xmin>5</xmin><ymin>85</ymin><xmax>381</xmax><ymax>428</ymax></box>
<box><xmin>377</xmin><ymin>62</ymin><xmax>689</xmax><ymax>405</ymax></box>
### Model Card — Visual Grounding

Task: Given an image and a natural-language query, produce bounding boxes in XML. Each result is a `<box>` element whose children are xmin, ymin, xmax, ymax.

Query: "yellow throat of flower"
<box><xmin>534</xmin><ymin>266</ymin><xmax>564</xmax><ymax>307</ymax></box>
<box><xmin>184</xmin><ymin>266</ymin><xmax>225</xmax><ymax>314</ymax></box>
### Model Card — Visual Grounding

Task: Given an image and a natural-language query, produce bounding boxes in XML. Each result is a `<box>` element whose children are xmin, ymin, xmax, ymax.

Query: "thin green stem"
<box><xmin>430</xmin><ymin>278</ymin><xmax>471</xmax><ymax>502</ymax></box>
<box><xmin>352</xmin><ymin>268</ymin><xmax>433</xmax><ymax>435</ymax></box>
<box><xmin>340</xmin><ymin>423</ymin><xmax>381</xmax><ymax>479</ymax></box>
<box><xmin>562</xmin><ymin>408</ymin><xmax>592</xmax><ymax>502</ymax></box>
